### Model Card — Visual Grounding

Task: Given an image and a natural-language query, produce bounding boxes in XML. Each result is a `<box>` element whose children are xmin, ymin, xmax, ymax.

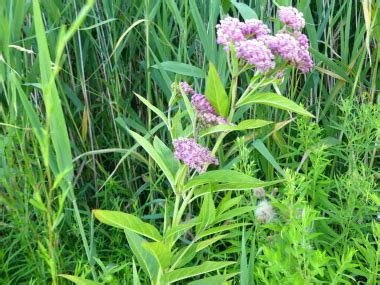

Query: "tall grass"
<box><xmin>0</xmin><ymin>0</ymin><xmax>379</xmax><ymax>284</ymax></box>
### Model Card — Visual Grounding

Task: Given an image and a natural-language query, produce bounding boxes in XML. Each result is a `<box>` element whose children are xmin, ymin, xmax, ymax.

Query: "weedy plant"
<box><xmin>64</xmin><ymin>6</ymin><xmax>318</xmax><ymax>284</ymax></box>
<box><xmin>1</xmin><ymin>0</ymin><xmax>379</xmax><ymax>284</ymax></box>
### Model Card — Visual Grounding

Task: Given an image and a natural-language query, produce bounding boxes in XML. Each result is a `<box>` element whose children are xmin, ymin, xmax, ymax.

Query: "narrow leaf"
<box><xmin>162</xmin><ymin>261</ymin><xmax>235</xmax><ymax>283</ymax></box>
<box><xmin>93</xmin><ymin>210</ymin><xmax>162</xmax><ymax>241</ymax></box>
<box><xmin>205</xmin><ymin>63</ymin><xmax>229</xmax><ymax>117</ymax></box>
<box><xmin>152</xmin><ymin>61</ymin><xmax>206</xmax><ymax>78</ymax></box>
<box><xmin>237</xmin><ymin>92</ymin><xmax>314</xmax><ymax>117</ymax></box>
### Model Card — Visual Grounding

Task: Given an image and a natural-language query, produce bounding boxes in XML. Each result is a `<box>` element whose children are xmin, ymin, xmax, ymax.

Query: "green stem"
<box><xmin>172</xmin><ymin>194</ymin><xmax>181</xmax><ymax>227</ymax></box>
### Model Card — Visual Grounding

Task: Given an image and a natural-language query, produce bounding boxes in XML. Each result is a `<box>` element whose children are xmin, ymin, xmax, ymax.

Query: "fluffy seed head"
<box><xmin>173</xmin><ymin>138</ymin><xmax>219</xmax><ymax>173</ymax></box>
<box><xmin>253</xmin><ymin>187</ymin><xmax>266</xmax><ymax>199</ymax></box>
<box><xmin>255</xmin><ymin>199</ymin><xmax>276</xmax><ymax>223</ymax></box>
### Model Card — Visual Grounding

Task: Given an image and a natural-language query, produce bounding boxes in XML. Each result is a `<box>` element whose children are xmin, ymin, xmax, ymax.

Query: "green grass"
<box><xmin>0</xmin><ymin>0</ymin><xmax>379</xmax><ymax>284</ymax></box>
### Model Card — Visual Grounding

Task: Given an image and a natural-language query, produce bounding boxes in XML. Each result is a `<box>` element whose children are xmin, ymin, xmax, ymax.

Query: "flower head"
<box><xmin>260</xmin><ymin>32</ymin><xmax>313</xmax><ymax>73</ymax></box>
<box><xmin>191</xmin><ymin>93</ymin><xmax>217</xmax><ymax>115</ymax></box>
<box><xmin>255</xmin><ymin>199</ymin><xmax>275</xmax><ymax>223</ymax></box>
<box><xmin>173</xmin><ymin>138</ymin><xmax>219</xmax><ymax>172</ymax></box>
<box><xmin>253</xmin><ymin>187</ymin><xmax>266</xmax><ymax>199</ymax></box>
<box><xmin>191</xmin><ymin>93</ymin><xmax>228</xmax><ymax>126</ymax></box>
<box><xmin>178</xmin><ymin>81</ymin><xmax>196</xmax><ymax>95</ymax></box>
<box><xmin>296</xmin><ymin>48</ymin><xmax>313</xmax><ymax>73</ymax></box>
<box><xmin>216</xmin><ymin>17</ymin><xmax>245</xmax><ymax>50</ymax></box>
<box><xmin>241</xmin><ymin>19</ymin><xmax>270</xmax><ymax>38</ymax></box>
<box><xmin>278</xmin><ymin>6</ymin><xmax>305</xmax><ymax>31</ymax></box>
<box><xmin>294</xmin><ymin>32</ymin><xmax>309</xmax><ymax>48</ymax></box>
<box><xmin>235</xmin><ymin>39</ymin><xmax>275</xmax><ymax>73</ymax></box>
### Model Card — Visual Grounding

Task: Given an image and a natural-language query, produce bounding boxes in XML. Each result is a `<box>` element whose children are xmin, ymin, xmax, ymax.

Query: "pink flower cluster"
<box><xmin>278</xmin><ymin>6</ymin><xmax>305</xmax><ymax>31</ymax></box>
<box><xmin>178</xmin><ymin>82</ymin><xmax>228</xmax><ymax>126</ymax></box>
<box><xmin>173</xmin><ymin>138</ymin><xmax>219</xmax><ymax>172</ymax></box>
<box><xmin>215</xmin><ymin>6</ymin><xmax>313</xmax><ymax>73</ymax></box>
<box><xmin>178</xmin><ymin>82</ymin><xmax>196</xmax><ymax>95</ymax></box>
<box><xmin>235</xmin><ymin>39</ymin><xmax>275</xmax><ymax>72</ymax></box>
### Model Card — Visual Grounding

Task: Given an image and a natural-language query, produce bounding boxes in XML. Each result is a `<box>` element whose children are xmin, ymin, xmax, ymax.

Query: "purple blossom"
<box><xmin>198</xmin><ymin>112</ymin><xmax>228</xmax><ymax>126</ymax></box>
<box><xmin>278</xmin><ymin>6</ymin><xmax>305</xmax><ymax>31</ymax></box>
<box><xmin>241</xmin><ymin>19</ymin><xmax>270</xmax><ymax>38</ymax></box>
<box><xmin>295</xmin><ymin>33</ymin><xmax>309</xmax><ymax>48</ymax></box>
<box><xmin>296</xmin><ymin>48</ymin><xmax>313</xmax><ymax>73</ymax></box>
<box><xmin>173</xmin><ymin>138</ymin><xmax>219</xmax><ymax>173</ymax></box>
<box><xmin>260</xmin><ymin>32</ymin><xmax>313</xmax><ymax>73</ymax></box>
<box><xmin>191</xmin><ymin>93</ymin><xmax>228</xmax><ymax>126</ymax></box>
<box><xmin>191</xmin><ymin>93</ymin><xmax>217</xmax><ymax>115</ymax></box>
<box><xmin>216</xmin><ymin>17</ymin><xmax>245</xmax><ymax>50</ymax></box>
<box><xmin>264</xmin><ymin>33</ymin><xmax>300</xmax><ymax>62</ymax></box>
<box><xmin>235</xmin><ymin>39</ymin><xmax>275</xmax><ymax>72</ymax></box>
<box><xmin>178</xmin><ymin>81</ymin><xmax>196</xmax><ymax>95</ymax></box>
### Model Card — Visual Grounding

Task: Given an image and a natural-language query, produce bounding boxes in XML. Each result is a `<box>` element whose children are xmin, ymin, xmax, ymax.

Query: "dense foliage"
<box><xmin>0</xmin><ymin>0</ymin><xmax>379</xmax><ymax>284</ymax></box>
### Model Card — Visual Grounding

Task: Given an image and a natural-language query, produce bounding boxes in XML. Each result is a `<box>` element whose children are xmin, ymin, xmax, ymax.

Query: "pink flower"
<box><xmin>191</xmin><ymin>93</ymin><xmax>217</xmax><ymax>115</ymax></box>
<box><xmin>294</xmin><ymin>32</ymin><xmax>309</xmax><ymax>48</ymax></box>
<box><xmin>241</xmin><ymin>19</ymin><xmax>270</xmax><ymax>38</ymax></box>
<box><xmin>296</xmin><ymin>48</ymin><xmax>313</xmax><ymax>72</ymax></box>
<box><xmin>216</xmin><ymin>17</ymin><xmax>245</xmax><ymax>50</ymax></box>
<box><xmin>191</xmin><ymin>93</ymin><xmax>228</xmax><ymax>126</ymax></box>
<box><xmin>235</xmin><ymin>39</ymin><xmax>275</xmax><ymax>72</ymax></box>
<box><xmin>278</xmin><ymin>6</ymin><xmax>305</xmax><ymax>31</ymax></box>
<box><xmin>178</xmin><ymin>81</ymin><xmax>196</xmax><ymax>95</ymax></box>
<box><xmin>173</xmin><ymin>138</ymin><xmax>219</xmax><ymax>172</ymax></box>
<box><xmin>260</xmin><ymin>32</ymin><xmax>313</xmax><ymax>73</ymax></box>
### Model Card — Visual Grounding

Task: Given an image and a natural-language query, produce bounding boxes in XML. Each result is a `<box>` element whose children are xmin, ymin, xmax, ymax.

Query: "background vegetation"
<box><xmin>0</xmin><ymin>0</ymin><xmax>379</xmax><ymax>284</ymax></box>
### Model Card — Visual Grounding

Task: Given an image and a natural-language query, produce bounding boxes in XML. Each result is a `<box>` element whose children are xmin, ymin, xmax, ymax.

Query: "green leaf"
<box><xmin>59</xmin><ymin>275</ymin><xmax>100</xmax><ymax>285</ymax></box>
<box><xmin>153</xmin><ymin>136</ymin><xmax>179</xmax><ymax>177</ymax></box>
<box><xmin>165</xmin><ymin>221</ymin><xmax>198</xmax><ymax>241</ymax></box>
<box><xmin>197</xmin><ymin>193</ymin><xmax>216</xmax><ymax>233</ymax></box>
<box><xmin>93</xmin><ymin>210</ymin><xmax>162</xmax><ymax>241</ymax></box>
<box><xmin>152</xmin><ymin>61</ymin><xmax>206</xmax><ymax>78</ymax></box>
<box><xmin>33</xmin><ymin>0</ymin><xmax>74</xmax><ymax>182</ymax></box>
<box><xmin>197</xmin><ymin>223</ymin><xmax>249</xmax><ymax>239</ymax></box>
<box><xmin>193</xmin><ymin>180</ymin><xmax>281</xmax><ymax>198</ymax></box>
<box><xmin>216</xmin><ymin>194</ymin><xmax>243</xmax><ymax>216</ymax></box>
<box><xmin>188</xmin><ymin>273</ymin><xmax>239</xmax><ymax>285</ymax></box>
<box><xmin>142</xmin><ymin>241</ymin><xmax>172</xmax><ymax>269</ymax></box>
<box><xmin>213</xmin><ymin>206</ymin><xmax>254</xmax><ymax>224</ymax></box>
<box><xmin>125</xmin><ymin>231</ymin><xmax>159</xmax><ymax>283</ymax></box>
<box><xmin>132</xmin><ymin>259</ymin><xmax>141</xmax><ymax>285</ymax></box>
<box><xmin>205</xmin><ymin>63</ymin><xmax>230</xmax><ymax>117</ymax></box>
<box><xmin>127</xmin><ymin>128</ymin><xmax>175</xmax><ymax>187</ymax></box>
<box><xmin>231</xmin><ymin>0</ymin><xmax>258</xmax><ymax>20</ymax></box>
<box><xmin>252</xmin><ymin>139</ymin><xmax>286</xmax><ymax>177</ymax></box>
<box><xmin>189</xmin><ymin>0</ymin><xmax>215</xmax><ymax>63</ymax></box>
<box><xmin>236</xmin><ymin>92</ymin><xmax>314</xmax><ymax>117</ymax></box>
<box><xmin>184</xmin><ymin>170</ymin><xmax>275</xmax><ymax>190</ymax></box>
<box><xmin>134</xmin><ymin>92</ymin><xmax>168</xmax><ymax>126</ymax></box>
<box><xmin>162</xmin><ymin>261</ymin><xmax>235</xmax><ymax>283</ymax></box>
<box><xmin>195</xmin><ymin>234</ymin><xmax>229</xmax><ymax>252</ymax></box>
<box><xmin>200</xmin><ymin>119</ymin><xmax>272</xmax><ymax>137</ymax></box>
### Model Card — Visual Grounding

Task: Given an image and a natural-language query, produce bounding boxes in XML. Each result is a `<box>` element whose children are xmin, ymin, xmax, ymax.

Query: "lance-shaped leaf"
<box><xmin>127</xmin><ymin>128</ymin><xmax>175</xmax><ymax>187</ymax></box>
<box><xmin>152</xmin><ymin>61</ymin><xmax>206</xmax><ymax>78</ymax></box>
<box><xmin>93</xmin><ymin>210</ymin><xmax>162</xmax><ymax>241</ymax></box>
<box><xmin>205</xmin><ymin>63</ymin><xmax>230</xmax><ymax>117</ymax></box>
<box><xmin>184</xmin><ymin>170</ymin><xmax>278</xmax><ymax>190</ymax></box>
<box><xmin>236</xmin><ymin>92</ymin><xmax>314</xmax><ymax>117</ymax></box>
<box><xmin>162</xmin><ymin>261</ymin><xmax>235</xmax><ymax>283</ymax></box>
<box><xmin>200</xmin><ymin>119</ymin><xmax>272</xmax><ymax>137</ymax></box>
<box><xmin>59</xmin><ymin>275</ymin><xmax>101</xmax><ymax>285</ymax></box>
